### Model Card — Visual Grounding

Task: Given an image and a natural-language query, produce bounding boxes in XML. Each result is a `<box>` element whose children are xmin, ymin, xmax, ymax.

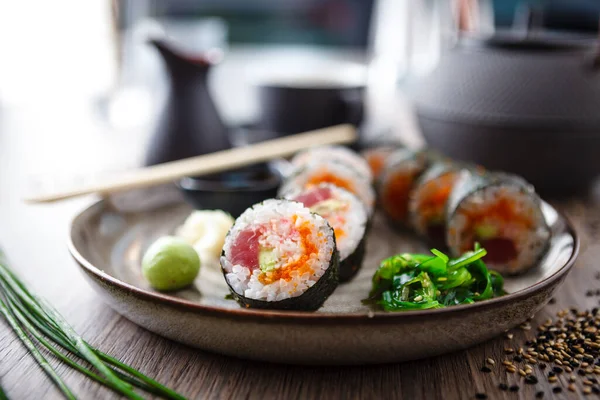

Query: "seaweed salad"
<box><xmin>366</xmin><ymin>244</ymin><xmax>505</xmax><ymax>311</ymax></box>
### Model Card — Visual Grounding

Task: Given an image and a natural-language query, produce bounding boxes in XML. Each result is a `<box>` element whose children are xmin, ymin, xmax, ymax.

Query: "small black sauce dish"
<box><xmin>176</xmin><ymin>163</ymin><xmax>282</xmax><ymax>217</ymax></box>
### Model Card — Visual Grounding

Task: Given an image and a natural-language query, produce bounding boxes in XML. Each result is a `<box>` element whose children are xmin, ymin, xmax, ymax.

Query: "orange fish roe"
<box><xmin>306</xmin><ymin>170</ymin><xmax>355</xmax><ymax>194</ymax></box>
<box><xmin>458</xmin><ymin>190</ymin><xmax>534</xmax><ymax>253</ymax></box>
<box><xmin>365</xmin><ymin>152</ymin><xmax>388</xmax><ymax>179</ymax></box>
<box><xmin>382</xmin><ymin>171</ymin><xmax>417</xmax><ymax>222</ymax></box>
<box><xmin>415</xmin><ymin>172</ymin><xmax>460</xmax><ymax>223</ymax></box>
<box><xmin>258</xmin><ymin>216</ymin><xmax>318</xmax><ymax>285</ymax></box>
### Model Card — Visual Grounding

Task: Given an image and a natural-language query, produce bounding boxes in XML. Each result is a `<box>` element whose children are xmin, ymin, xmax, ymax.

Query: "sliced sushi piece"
<box><xmin>291</xmin><ymin>145</ymin><xmax>372</xmax><ymax>181</ymax></box>
<box><xmin>378</xmin><ymin>149</ymin><xmax>432</xmax><ymax>228</ymax></box>
<box><xmin>446</xmin><ymin>171</ymin><xmax>551</xmax><ymax>275</ymax></box>
<box><xmin>279</xmin><ymin>160</ymin><xmax>376</xmax><ymax>216</ymax></box>
<box><xmin>220</xmin><ymin>199</ymin><xmax>339</xmax><ymax>310</ymax></box>
<box><xmin>285</xmin><ymin>184</ymin><xmax>368</xmax><ymax>282</ymax></box>
<box><xmin>408</xmin><ymin>162</ymin><xmax>465</xmax><ymax>246</ymax></box>
<box><xmin>361</xmin><ymin>145</ymin><xmax>398</xmax><ymax>182</ymax></box>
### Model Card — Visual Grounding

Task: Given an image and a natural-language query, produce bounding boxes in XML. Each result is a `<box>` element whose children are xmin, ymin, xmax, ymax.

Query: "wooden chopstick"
<box><xmin>24</xmin><ymin>124</ymin><xmax>357</xmax><ymax>204</ymax></box>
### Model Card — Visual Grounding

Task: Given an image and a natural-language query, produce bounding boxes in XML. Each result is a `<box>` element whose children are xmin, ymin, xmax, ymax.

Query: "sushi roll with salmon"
<box><xmin>220</xmin><ymin>199</ymin><xmax>339</xmax><ymax>310</ymax></box>
<box><xmin>408</xmin><ymin>162</ymin><xmax>466</xmax><ymax>246</ymax></box>
<box><xmin>378</xmin><ymin>149</ymin><xmax>432</xmax><ymax>228</ymax></box>
<box><xmin>286</xmin><ymin>184</ymin><xmax>368</xmax><ymax>282</ymax></box>
<box><xmin>279</xmin><ymin>160</ymin><xmax>376</xmax><ymax>216</ymax></box>
<box><xmin>446</xmin><ymin>171</ymin><xmax>551</xmax><ymax>275</ymax></box>
<box><xmin>291</xmin><ymin>145</ymin><xmax>372</xmax><ymax>181</ymax></box>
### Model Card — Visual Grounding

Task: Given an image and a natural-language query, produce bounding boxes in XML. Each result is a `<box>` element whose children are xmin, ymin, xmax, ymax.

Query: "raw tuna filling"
<box><xmin>228</xmin><ymin>216</ymin><xmax>319</xmax><ymax>285</ymax></box>
<box><xmin>293</xmin><ymin>186</ymin><xmax>348</xmax><ymax>243</ymax></box>
<box><xmin>452</xmin><ymin>190</ymin><xmax>536</xmax><ymax>266</ymax></box>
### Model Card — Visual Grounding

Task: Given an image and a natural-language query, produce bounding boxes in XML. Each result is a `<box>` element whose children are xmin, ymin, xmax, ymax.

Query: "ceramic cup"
<box><xmin>254</xmin><ymin>63</ymin><xmax>367</xmax><ymax>136</ymax></box>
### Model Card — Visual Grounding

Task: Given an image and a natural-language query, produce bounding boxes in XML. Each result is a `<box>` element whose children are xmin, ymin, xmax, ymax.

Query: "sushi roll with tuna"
<box><xmin>446</xmin><ymin>171</ymin><xmax>551</xmax><ymax>275</ymax></box>
<box><xmin>378</xmin><ymin>149</ymin><xmax>432</xmax><ymax>228</ymax></box>
<box><xmin>291</xmin><ymin>145</ymin><xmax>372</xmax><ymax>181</ymax></box>
<box><xmin>408</xmin><ymin>162</ymin><xmax>466</xmax><ymax>246</ymax></box>
<box><xmin>279</xmin><ymin>160</ymin><xmax>376</xmax><ymax>216</ymax></box>
<box><xmin>221</xmin><ymin>199</ymin><xmax>339</xmax><ymax>310</ymax></box>
<box><xmin>286</xmin><ymin>184</ymin><xmax>368</xmax><ymax>282</ymax></box>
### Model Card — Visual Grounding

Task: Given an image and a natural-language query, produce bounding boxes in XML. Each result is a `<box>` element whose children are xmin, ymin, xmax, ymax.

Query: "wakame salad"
<box><xmin>366</xmin><ymin>244</ymin><xmax>505</xmax><ymax>311</ymax></box>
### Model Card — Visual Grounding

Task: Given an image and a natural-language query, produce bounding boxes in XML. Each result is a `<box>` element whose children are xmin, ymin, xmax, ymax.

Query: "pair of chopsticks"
<box><xmin>25</xmin><ymin>124</ymin><xmax>357</xmax><ymax>204</ymax></box>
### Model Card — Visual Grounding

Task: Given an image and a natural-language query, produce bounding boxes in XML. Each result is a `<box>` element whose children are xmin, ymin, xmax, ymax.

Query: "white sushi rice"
<box><xmin>279</xmin><ymin>160</ymin><xmax>375</xmax><ymax>216</ymax></box>
<box><xmin>447</xmin><ymin>185</ymin><xmax>550</xmax><ymax>274</ymax></box>
<box><xmin>291</xmin><ymin>145</ymin><xmax>373</xmax><ymax>181</ymax></box>
<box><xmin>221</xmin><ymin>199</ymin><xmax>335</xmax><ymax>302</ymax></box>
<box><xmin>284</xmin><ymin>184</ymin><xmax>367</xmax><ymax>260</ymax></box>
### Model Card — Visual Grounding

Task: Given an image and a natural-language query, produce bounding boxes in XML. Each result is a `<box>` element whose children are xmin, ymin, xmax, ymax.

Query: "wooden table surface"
<box><xmin>1</xmin><ymin>103</ymin><xmax>600</xmax><ymax>400</ymax></box>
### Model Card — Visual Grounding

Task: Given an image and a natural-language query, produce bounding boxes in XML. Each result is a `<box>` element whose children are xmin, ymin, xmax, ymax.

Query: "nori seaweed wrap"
<box><xmin>446</xmin><ymin>171</ymin><xmax>551</xmax><ymax>275</ymax></box>
<box><xmin>408</xmin><ymin>162</ymin><xmax>477</xmax><ymax>247</ymax></box>
<box><xmin>220</xmin><ymin>199</ymin><xmax>339</xmax><ymax>310</ymax></box>
<box><xmin>377</xmin><ymin>149</ymin><xmax>436</xmax><ymax>229</ymax></box>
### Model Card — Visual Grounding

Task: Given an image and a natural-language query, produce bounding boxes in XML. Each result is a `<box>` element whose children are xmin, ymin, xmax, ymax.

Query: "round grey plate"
<box><xmin>69</xmin><ymin>200</ymin><xmax>578</xmax><ymax>365</ymax></box>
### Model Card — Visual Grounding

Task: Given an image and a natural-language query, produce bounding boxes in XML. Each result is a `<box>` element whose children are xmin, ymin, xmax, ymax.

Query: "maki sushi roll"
<box><xmin>291</xmin><ymin>145</ymin><xmax>372</xmax><ymax>181</ymax></box>
<box><xmin>360</xmin><ymin>143</ymin><xmax>402</xmax><ymax>182</ymax></box>
<box><xmin>286</xmin><ymin>184</ymin><xmax>368</xmax><ymax>282</ymax></box>
<box><xmin>408</xmin><ymin>162</ymin><xmax>465</xmax><ymax>246</ymax></box>
<box><xmin>446</xmin><ymin>172</ymin><xmax>551</xmax><ymax>275</ymax></box>
<box><xmin>378</xmin><ymin>149</ymin><xmax>431</xmax><ymax>228</ymax></box>
<box><xmin>220</xmin><ymin>199</ymin><xmax>339</xmax><ymax>310</ymax></box>
<box><xmin>279</xmin><ymin>160</ymin><xmax>376</xmax><ymax>216</ymax></box>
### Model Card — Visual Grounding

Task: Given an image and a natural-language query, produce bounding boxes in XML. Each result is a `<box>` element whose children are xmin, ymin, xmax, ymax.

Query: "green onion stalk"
<box><xmin>0</xmin><ymin>250</ymin><xmax>187</xmax><ymax>399</ymax></box>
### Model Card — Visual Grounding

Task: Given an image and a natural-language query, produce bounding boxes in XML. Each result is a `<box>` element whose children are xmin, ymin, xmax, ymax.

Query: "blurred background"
<box><xmin>1</xmin><ymin>0</ymin><xmax>600</xmax><ymax>191</ymax></box>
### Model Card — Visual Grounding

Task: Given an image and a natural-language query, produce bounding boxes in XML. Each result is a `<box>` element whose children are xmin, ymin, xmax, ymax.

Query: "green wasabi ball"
<box><xmin>142</xmin><ymin>236</ymin><xmax>200</xmax><ymax>291</ymax></box>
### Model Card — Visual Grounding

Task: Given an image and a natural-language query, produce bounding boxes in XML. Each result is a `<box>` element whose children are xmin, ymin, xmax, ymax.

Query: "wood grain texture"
<box><xmin>2</xmin><ymin>105</ymin><xmax>600</xmax><ymax>399</ymax></box>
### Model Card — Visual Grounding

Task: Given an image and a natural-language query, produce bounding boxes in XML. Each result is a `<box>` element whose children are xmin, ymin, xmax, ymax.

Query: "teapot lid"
<box><xmin>458</xmin><ymin>29</ymin><xmax>597</xmax><ymax>53</ymax></box>
<box><xmin>414</xmin><ymin>29</ymin><xmax>600</xmax><ymax>130</ymax></box>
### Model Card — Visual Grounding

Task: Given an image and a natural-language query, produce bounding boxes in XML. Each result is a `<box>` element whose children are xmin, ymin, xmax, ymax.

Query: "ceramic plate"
<box><xmin>68</xmin><ymin>199</ymin><xmax>578</xmax><ymax>365</ymax></box>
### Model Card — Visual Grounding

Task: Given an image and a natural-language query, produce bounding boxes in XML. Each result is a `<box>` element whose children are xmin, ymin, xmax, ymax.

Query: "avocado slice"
<box><xmin>259</xmin><ymin>248</ymin><xmax>278</xmax><ymax>272</ymax></box>
<box><xmin>475</xmin><ymin>224</ymin><xmax>498</xmax><ymax>240</ymax></box>
<box><xmin>310</xmin><ymin>199</ymin><xmax>345</xmax><ymax>215</ymax></box>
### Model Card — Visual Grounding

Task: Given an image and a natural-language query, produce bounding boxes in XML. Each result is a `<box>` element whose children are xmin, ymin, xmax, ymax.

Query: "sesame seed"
<box><xmin>525</xmin><ymin>375</ymin><xmax>538</xmax><ymax>384</ymax></box>
<box><xmin>548</xmin><ymin>376</ymin><xmax>558</xmax><ymax>383</ymax></box>
<box><xmin>509</xmin><ymin>385</ymin><xmax>519</xmax><ymax>392</ymax></box>
<box><xmin>568</xmin><ymin>384</ymin><xmax>577</xmax><ymax>392</ymax></box>
<box><xmin>413</xmin><ymin>295</ymin><xmax>423</xmax><ymax>302</ymax></box>
<box><xmin>518</xmin><ymin>369</ymin><xmax>526</xmax><ymax>377</ymax></box>
<box><xmin>502</xmin><ymin>360</ymin><xmax>513</xmax><ymax>366</ymax></box>
<box><xmin>475</xmin><ymin>393</ymin><xmax>487</xmax><ymax>399</ymax></box>
<box><xmin>480</xmin><ymin>366</ymin><xmax>492</xmax><ymax>373</ymax></box>
<box><xmin>498</xmin><ymin>383</ymin><xmax>508</xmax><ymax>391</ymax></box>
<box><xmin>486</xmin><ymin>358</ymin><xmax>495</xmax><ymax>365</ymax></box>
<box><xmin>584</xmin><ymin>387</ymin><xmax>592</xmax><ymax>395</ymax></box>
<box><xmin>536</xmin><ymin>391</ymin><xmax>545</xmax><ymax>398</ymax></box>
<box><xmin>552</xmin><ymin>387</ymin><xmax>562</xmax><ymax>393</ymax></box>
<box><xmin>505</xmin><ymin>333</ymin><xmax>514</xmax><ymax>340</ymax></box>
